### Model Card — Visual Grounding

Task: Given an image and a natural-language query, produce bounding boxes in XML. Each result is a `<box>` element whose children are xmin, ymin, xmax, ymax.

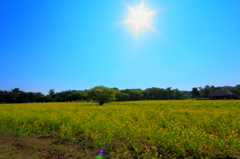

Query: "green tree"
<box><xmin>173</xmin><ymin>89</ymin><xmax>185</xmax><ymax>99</ymax></box>
<box><xmin>191</xmin><ymin>88</ymin><xmax>199</xmax><ymax>98</ymax></box>
<box><xmin>0</xmin><ymin>90</ymin><xmax>7</xmax><ymax>103</ymax></box>
<box><xmin>87</xmin><ymin>86</ymin><xmax>116</xmax><ymax>105</ymax></box>
<box><xmin>49</xmin><ymin>89</ymin><xmax>55</xmax><ymax>96</ymax></box>
<box><xmin>122</xmin><ymin>89</ymin><xmax>143</xmax><ymax>101</ymax></box>
<box><xmin>12</xmin><ymin>88</ymin><xmax>21</xmax><ymax>94</ymax></box>
<box><xmin>220</xmin><ymin>86</ymin><xmax>234</xmax><ymax>91</ymax></box>
<box><xmin>232</xmin><ymin>85</ymin><xmax>240</xmax><ymax>97</ymax></box>
<box><xmin>66</xmin><ymin>91</ymin><xmax>87</xmax><ymax>101</ymax></box>
<box><xmin>234</xmin><ymin>85</ymin><xmax>240</xmax><ymax>92</ymax></box>
<box><xmin>182</xmin><ymin>91</ymin><xmax>191</xmax><ymax>99</ymax></box>
<box><xmin>5</xmin><ymin>92</ymin><xmax>19</xmax><ymax>103</ymax></box>
<box><xmin>142</xmin><ymin>87</ymin><xmax>169</xmax><ymax>100</ymax></box>
<box><xmin>209</xmin><ymin>86</ymin><xmax>216</xmax><ymax>94</ymax></box>
<box><xmin>35</xmin><ymin>95</ymin><xmax>52</xmax><ymax>103</ymax></box>
<box><xmin>116</xmin><ymin>92</ymin><xmax>129</xmax><ymax>101</ymax></box>
<box><xmin>199</xmin><ymin>85</ymin><xmax>210</xmax><ymax>98</ymax></box>
<box><xmin>157</xmin><ymin>88</ymin><xmax>168</xmax><ymax>100</ymax></box>
<box><xmin>143</xmin><ymin>87</ymin><xmax>160</xmax><ymax>100</ymax></box>
<box><xmin>112</xmin><ymin>87</ymin><xmax>129</xmax><ymax>101</ymax></box>
<box><xmin>166</xmin><ymin>87</ymin><xmax>173</xmax><ymax>100</ymax></box>
<box><xmin>48</xmin><ymin>89</ymin><xmax>56</xmax><ymax>101</ymax></box>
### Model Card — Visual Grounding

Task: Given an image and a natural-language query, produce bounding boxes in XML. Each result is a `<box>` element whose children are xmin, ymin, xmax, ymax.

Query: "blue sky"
<box><xmin>1</xmin><ymin>0</ymin><xmax>240</xmax><ymax>95</ymax></box>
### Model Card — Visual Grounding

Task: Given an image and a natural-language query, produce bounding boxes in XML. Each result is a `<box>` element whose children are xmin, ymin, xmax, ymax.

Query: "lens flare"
<box><xmin>125</xmin><ymin>2</ymin><xmax>155</xmax><ymax>35</ymax></box>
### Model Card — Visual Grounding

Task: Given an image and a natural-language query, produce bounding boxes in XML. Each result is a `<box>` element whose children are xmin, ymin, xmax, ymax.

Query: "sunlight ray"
<box><xmin>125</xmin><ymin>2</ymin><xmax>155</xmax><ymax>35</ymax></box>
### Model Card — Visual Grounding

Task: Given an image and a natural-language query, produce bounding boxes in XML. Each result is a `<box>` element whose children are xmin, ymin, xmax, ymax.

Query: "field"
<box><xmin>0</xmin><ymin>100</ymin><xmax>240</xmax><ymax>159</ymax></box>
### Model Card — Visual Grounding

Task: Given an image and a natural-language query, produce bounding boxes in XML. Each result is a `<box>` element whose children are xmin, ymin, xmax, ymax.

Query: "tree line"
<box><xmin>0</xmin><ymin>85</ymin><xmax>239</xmax><ymax>104</ymax></box>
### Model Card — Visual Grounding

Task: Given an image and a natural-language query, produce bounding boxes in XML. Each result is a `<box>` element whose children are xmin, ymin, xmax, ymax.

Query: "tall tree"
<box><xmin>49</xmin><ymin>89</ymin><xmax>55</xmax><ymax>97</ymax></box>
<box><xmin>116</xmin><ymin>92</ymin><xmax>129</xmax><ymax>101</ymax></box>
<box><xmin>143</xmin><ymin>87</ymin><xmax>160</xmax><ymax>100</ymax></box>
<box><xmin>233</xmin><ymin>84</ymin><xmax>240</xmax><ymax>95</ymax></box>
<box><xmin>87</xmin><ymin>86</ymin><xmax>116</xmax><ymax>105</ymax></box>
<box><xmin>166</xmin><ymin>87</ymin><xmax>173</xmax><ymax>100</ymax></box>
<box><xmin>173</xmin><ymin>89</ymin><xmax>185</xmax><ymax>99</ymax></box>
<box><xmin>199</xmin><ymin>85</ymin><xmax>210</xmax><ymax>98</ymax></box>
<box><xmin>5</xmin><ymin>92</ymin><xmax>18</xmax><ymax>103</ymax></box>
<box><xmin>209</xmin><ymin>86</ymin><xmax>216</xmax><ymax>94</ymax></box>
<box><xmin>49</xmin><ymin>89</ymin><xmax>56</xmax><ymax>102</ymax></box>
<box><xmin>0</xmin><ymin>90</ymin><xmax>7</xmax><ymax>103</ymax></box>
<box><xmin>191</xmin><ymin>88</ymin><xmax>199</xmax><ymax>98</ymax></box>
<box><xmin>66</xmin><ymin>91</ymin><xmax>87</xmax><ymax>101</ymax></box>
<box><xmin>122</xmin><ymin>89</ymin><xmax>143</xmax><ymax>101</ymax></box>
<box><xmin>12</xmin><ymin>88</ymin><xmax>21</xmax><ymax>94</ymax></box>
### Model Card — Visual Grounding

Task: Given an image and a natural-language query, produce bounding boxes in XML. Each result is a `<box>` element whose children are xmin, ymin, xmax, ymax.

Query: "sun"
<box><xmin>125</xmin><ymin>2</ymin><xmax>155</xmax><ymax>35</ymax></box>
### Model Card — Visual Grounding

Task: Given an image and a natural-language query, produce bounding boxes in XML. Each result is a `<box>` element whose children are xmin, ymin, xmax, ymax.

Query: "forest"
<box><xmin>0</xmin><ymin>85</ymin><xmax>239</xmax><ymax>103</ymax></box>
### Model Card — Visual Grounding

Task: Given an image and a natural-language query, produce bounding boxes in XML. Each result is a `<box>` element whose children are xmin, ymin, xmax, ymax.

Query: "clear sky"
<box><xmin>1</xmin><ymin>0</ymin><xmax>240</xmax><ymax>95</ymax></box>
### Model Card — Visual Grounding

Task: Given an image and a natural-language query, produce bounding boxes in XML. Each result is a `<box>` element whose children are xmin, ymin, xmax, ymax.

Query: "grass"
<box><xmin>0</xmin><ymin>100</ymin><xmax>240</xmax><ymax>158</ymax></box>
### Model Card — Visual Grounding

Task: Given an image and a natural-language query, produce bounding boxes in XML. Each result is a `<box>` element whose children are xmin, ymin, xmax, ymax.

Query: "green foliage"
<box><xmin>233</xmin><ymin>84</ymin><xmax>240</xmax><ymax>95</ymax></box>
<box><xmin>166</xmin><ymin>87</ymin><xmax>173</xmax><ymax>99</ymax></box>
<box><xmin>143</xmin><ymin>87</ymin><xmax>168</xmax><ymax>100</ymax></box>
<box><xmin>49</xmin><ymin>89</ymin><xmax>57</xmax><ymax>102</ymax></box>
<box><xmin>121</xmin><ymin>89</ymin><xmax>143</xmax><ymax>101</ymax></box>
<box><xmin>49</xmin><ymin>89</ymin><xmax>55</xmax><ymax>97</ymax></box>
<box><xmin>87</xmin><ymin>86</ymin><xmax>116</xmax><ymax>105</ymax></box>
<box><xmin>182</xmin><ymin>91</ymin><xmax>192</xmax><ymax>99</ymax></box>
<box><xmin>1</xmin><ymin>84</ymin><xmax>239</xmax><ymax>103</ymax></box>
<box><xmin>115</xmin><ymin>92</ymin><xmax>130</xmax><ymax>101</ymax></box>
<box><xmin>191</xmin><ymin>88</ymin><xmax>200</xmax><ymax>98</ymax></box>
<box><xmin>66</xmin><ymin>91</ymin><xmax>87</xmax><ymax>101</ymax></box>
<box><xmin>172</xmin><ymin>89</ymin><xmax>185</xmax><ymax>99</ymax></box>
<box><xmin>35</xmin><ymin>95</ymin><xmax>52</xmax><ymax>102</ymax></box>
<box><xmin>199</xmin><ymin>85</ymin><xmax>210</xmax><ymax>98</ymax></box>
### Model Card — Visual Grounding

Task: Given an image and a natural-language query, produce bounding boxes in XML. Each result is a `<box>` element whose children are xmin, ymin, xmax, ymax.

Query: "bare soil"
<box><xmin>0</xmin><ymin>132</ymin><xmax>99</xmax><ymax>159</ymax></box>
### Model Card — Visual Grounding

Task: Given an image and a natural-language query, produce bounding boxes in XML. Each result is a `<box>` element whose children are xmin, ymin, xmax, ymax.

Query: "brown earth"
<box><xmin>0</xmin><ymin>132</ymin><xmax>99</xmax><ymax>159</ymax></box>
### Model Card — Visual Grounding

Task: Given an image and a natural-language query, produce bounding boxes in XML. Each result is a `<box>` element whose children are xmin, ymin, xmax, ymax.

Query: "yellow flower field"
<box><xmin>0</xmin><ymin>100</ymin><xmax>239</xmax><ymax>158</ymax></box>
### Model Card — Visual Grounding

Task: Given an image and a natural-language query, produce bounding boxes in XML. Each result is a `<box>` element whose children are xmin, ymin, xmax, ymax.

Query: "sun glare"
<box><xmin>125</xmin><ymin>2</ymin><xmax>155</xmax><ymax>35</ymax></box>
